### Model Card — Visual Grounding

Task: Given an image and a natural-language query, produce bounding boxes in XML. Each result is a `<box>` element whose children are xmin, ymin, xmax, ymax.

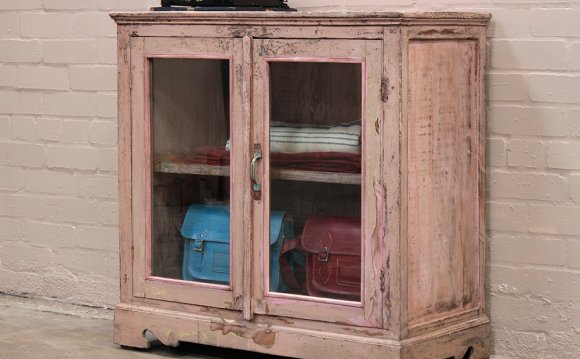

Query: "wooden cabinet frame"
<box><xmin>112</xmin><ymin>11</ymin><xmax>491</xmax><ymax>359</ymax></box>
<box><xmin>251</xmin><ymin>38</ymin><xmax>384</xmax><ymax>327</ymax></box>
<box><xmin>130</xmin><ymin>36</ymin><xmax>246</xmax><ymax>310</ymax></box>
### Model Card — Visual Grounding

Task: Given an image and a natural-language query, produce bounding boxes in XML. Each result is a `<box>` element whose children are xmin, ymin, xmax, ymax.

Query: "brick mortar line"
<box><xmin>0</xmin><ymin>217</ymin><xmax>120</xmax><ymax>230</ymax></box>
<box><xmin>488</xmin><ymin>199</ymin><xmax>580</xmax><ymax>206</ymax></box>
<box><xmin>486</xmin><ymin>100</ymin><xmax>580</xmax><ymax>108</ymax></box>
<box><xmin>487</xmin><ymin>230</ymin><xmax>580</xmax><ymax>239</ymax></box>
<box><xmin>490</xmin><ymin>262</ymin><xmax>580</xmax><ymax>273</ymax></box>
<box><xmin>490</xmin><ymin>135</ymin><xmax>580</xmax><ymax>141</ymax></box>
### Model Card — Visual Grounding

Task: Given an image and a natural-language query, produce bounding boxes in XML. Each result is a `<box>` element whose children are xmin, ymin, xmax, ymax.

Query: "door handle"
<box><xmin>250</xmin><ymin>144</ymin><xmax>262</xmax><ymax>200</ymax></box>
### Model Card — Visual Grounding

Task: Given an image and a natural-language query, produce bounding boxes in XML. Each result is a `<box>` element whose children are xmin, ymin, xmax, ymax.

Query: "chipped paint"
<box><xmin>210</xmin><ymin>322</ymin><xmax>276</xmax><ymax>348</ymax></box>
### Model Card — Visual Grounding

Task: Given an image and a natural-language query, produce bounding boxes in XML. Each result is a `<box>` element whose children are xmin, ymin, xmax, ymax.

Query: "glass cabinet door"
<box><xmin>131</xmin><ymin>37</ymin><xmax>245</xmax><ymax>309</ymax></box>
<box><xmin>151</xmin><ymin>58</ymin><xmax>231</xmax><ymax>284</ymax></box>
<box><xmin>268</xmin><ymin>61</ymin><xmax>362</xmax><ymax>301</ymax></box>
<box><xmin>252</xmin><ymin>39</ymin><xmax>385</xmax><ymax>327</ymax></box>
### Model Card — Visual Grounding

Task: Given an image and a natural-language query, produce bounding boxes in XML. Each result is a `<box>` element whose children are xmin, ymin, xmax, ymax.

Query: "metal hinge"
<box><xmin>380</xmin><ymin>269</ymin><xmax>385</xmax><ymax>292</ymax></box>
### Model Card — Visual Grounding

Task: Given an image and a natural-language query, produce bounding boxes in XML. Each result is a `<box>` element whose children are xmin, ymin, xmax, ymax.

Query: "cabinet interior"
<box><xmin>150</xmin><ymin>58</ymin><xmax>363</xmax><ymax>296</ymax></box>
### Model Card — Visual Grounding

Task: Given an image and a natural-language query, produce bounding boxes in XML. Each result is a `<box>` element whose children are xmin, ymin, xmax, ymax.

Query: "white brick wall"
<box><xmin>0</xmin><ymin>0</ymin><xmax>578</xmax><ymax>358</ymax></box>
<box><xmin>0</xmin><ymin>0</ymin><xmax>132</xmax><ymax>309</ymax></box>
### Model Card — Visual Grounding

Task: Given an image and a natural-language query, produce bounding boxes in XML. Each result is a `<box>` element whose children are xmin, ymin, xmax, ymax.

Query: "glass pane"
<box><xmin>150</xmin><ymin>58</ymin><xmax>231</xmax><ymax>285</ymax></box>
<box><xmin>268</xmin><ymin>62</ymin><xmax>362</xmax><ymax>301</ymax></box>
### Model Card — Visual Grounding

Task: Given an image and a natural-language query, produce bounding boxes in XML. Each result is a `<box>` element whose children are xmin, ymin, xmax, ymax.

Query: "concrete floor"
<box><xmin>0</xmin><ymin>294</ymin><xmax>281</xmax><ymax>359</ymax></box>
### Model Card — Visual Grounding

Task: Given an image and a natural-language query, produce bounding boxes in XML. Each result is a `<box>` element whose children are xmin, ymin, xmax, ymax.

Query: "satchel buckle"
<box><xmin>192</xmin><ymin>239</ymin><xmax>204</xmax><ymax>252</ymax></box>
<box><xmin>318</xmin><ymin>247</ymin><xmax>329</xmax><ymax>262</ymax></box>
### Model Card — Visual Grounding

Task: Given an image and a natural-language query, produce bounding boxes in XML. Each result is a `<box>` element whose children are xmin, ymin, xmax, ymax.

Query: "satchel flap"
<box><xmin>181</xmin><ymin>204</ymin><xmax>230</xmax><ymax>244</ymax></box>
<box><xmin>270</xmin><ymin>210</ymin><xmax>286</xmax><ymax>245</ymax></box>
<box><xmin>301</xmin><ymin>216</ymin><xmax>361</xmax><ymax>256</ymax></box>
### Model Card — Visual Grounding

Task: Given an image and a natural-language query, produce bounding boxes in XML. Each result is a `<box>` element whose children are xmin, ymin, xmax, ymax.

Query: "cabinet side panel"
<box><xmin>406</xmin><ymin>39</ymin><xmax>479</xmax><ymax>326</ymax></box>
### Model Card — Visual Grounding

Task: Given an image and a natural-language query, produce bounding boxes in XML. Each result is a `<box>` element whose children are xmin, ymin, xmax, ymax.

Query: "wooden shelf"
<box><xmin>270</xmin><ymin>168</ymin><xmax>360</xmax><ymax>185</ymax></box>
<box><xmin>155</xmin><ymin>161</ymin><xmax>229</xmax><ymax>176</ymax></box>
<box><xmin>154</xmin><ymin>160</ymin><xmax>361</xmax><ymax>185</ymax></box>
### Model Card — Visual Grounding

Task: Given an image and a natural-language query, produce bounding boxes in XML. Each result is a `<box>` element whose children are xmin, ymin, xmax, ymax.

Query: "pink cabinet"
<box><xmin>112</xmin><ymin>11</ymin><xmax>490</xmax><ymax>358</ymax></box>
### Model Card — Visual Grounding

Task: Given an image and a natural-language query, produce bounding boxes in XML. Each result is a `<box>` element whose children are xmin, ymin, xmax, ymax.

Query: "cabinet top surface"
<box><xmin>110</xmin><ymin>10</ymin><xmax>491</xmax><ymax>25</ymax></box>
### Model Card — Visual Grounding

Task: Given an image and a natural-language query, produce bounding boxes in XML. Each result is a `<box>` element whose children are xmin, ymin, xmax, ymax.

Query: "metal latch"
<box><xmin>192</xmin><ymin>239</ymin><xmax>204</xmax><ymax>252</ymax></box>
<box><xmin>318</xmin><ymin>247</ymin><xmax>329</xmax><ymax>262</ymax></box>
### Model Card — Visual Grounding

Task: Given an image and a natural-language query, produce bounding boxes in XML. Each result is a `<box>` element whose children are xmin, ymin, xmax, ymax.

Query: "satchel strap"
<box><xmin>279</xmin><ymin>236</ymin><xmax>305</xmax><ymax>293</ymax></box>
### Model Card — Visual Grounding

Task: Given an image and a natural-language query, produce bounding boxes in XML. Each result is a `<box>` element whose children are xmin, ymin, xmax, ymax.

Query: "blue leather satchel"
<box><xmin>181</xmin><ymin>204</ymin><xmax>294</xmax><ymax>290</ymax></box>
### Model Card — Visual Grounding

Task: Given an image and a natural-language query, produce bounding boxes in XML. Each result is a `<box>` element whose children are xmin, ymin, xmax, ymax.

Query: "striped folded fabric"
<box><xmin>269</xmin><ymin>121</ymin><xmax>361</xmax><ymax>154</ymax></box>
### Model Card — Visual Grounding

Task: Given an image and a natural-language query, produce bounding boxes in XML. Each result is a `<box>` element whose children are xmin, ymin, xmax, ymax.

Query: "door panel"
<box><xmin>131</xmin><ymin>37</ymin><xmax>245</xmax><ymax>309</ymax></box>
<box><xmin>251</xmin><ymin>39</ymin><xmax>385</xmax><ymax>327</ymax></box>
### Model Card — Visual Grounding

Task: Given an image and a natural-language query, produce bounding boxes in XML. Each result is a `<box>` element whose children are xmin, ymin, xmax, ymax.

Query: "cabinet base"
<box><xmin>114</xmin><ymin>303</ymin><xmax>489</xmax><ymax>359</ymax></box>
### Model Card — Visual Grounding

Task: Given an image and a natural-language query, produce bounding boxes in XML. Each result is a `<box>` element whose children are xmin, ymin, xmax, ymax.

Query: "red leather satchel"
<box><xmin>280</xmin><ymin>215</ymin><xmax>361</xmax><ymax>301</ymax></box>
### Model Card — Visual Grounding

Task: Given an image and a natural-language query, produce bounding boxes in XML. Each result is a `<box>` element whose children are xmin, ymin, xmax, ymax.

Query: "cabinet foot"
<box><xmin>401</xmin><ymin>321</ymin><xmax>490</xmax><ymax>359</ymax></box>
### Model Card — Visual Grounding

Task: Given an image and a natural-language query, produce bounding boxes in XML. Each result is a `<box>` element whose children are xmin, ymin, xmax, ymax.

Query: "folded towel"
<box><xmin>270</xmin><ymin>122</ymin><xmax>361</xmax><ymax>154</ymax></box>
<box><xmin>225</xmin><ymin>122</ymin><xmax>361</xmax><ymax>154</ymax></box>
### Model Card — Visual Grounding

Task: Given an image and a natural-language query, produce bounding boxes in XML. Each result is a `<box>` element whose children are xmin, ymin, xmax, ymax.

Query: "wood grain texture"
<box><xmin>130</xmin><ymin>36</ymin><xmax>146</xmax><ymax>298</ymax></box>
<box><xmin>117</xmin><ymin>25</ymin><xmax>133</xmax><ymax>303</ymax></box>
<box><xmin>269</xmin><ymin>62</ymin><xmax>361</xmax><ymax>125</ymax></box>
<box><xmin>362</xmin><ymin>39</ymin><xmax>384</xmax><ymax>328</ymax></box>
<box><xmin>477</xmin><ymin>28</ymin><xmax>488</xmax><ymax>318</ymax></box>
<box><xmin>406</xmin><ymin>39</ymin><xmax>480</xmax><ymax>326</ymax></box>
<box><xmin>229</xmin><ymin>38</ymin><xmax>246</xmax><ymax>313</ymax></box>
<box><xmin>125</xmin><ymin>24</ymin><xmax>385</xmax><ymax>41</ymax></box>
<box><xmin>382</xmin><ymin>27</ymin><xmax>403</xmax><ymax>336</ymax></box>
<box><xmin>271</xmin><ymin>169</ymin><xmax>360</xmax><ymax>185</ymax></box>
<box><xmin>241</xmin><ymin>35</ymin><xmax>253</xmax><ymax>320</ymax></box>
<box><xmin>399</xmin><ymin>27</ymin><xmax>411</xmax><ymax>339</ymax></box>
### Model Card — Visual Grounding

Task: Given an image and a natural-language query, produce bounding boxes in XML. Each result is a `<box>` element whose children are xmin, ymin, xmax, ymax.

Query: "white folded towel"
<box><xmin>270</xmin><ymin>122</ymin><xmax>361</xmax><ymax>154</ymax></box>
<box><xmin>225</xmin><ymin>121</ymin><xmax>361</xmax><ymax>154</ymax></box>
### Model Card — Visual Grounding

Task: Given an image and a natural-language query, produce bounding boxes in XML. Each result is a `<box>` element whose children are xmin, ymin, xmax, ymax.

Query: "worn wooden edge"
<box><xmin>118</xmin><ymin>26</ymin><xmax>133</xmax><ymax>304</ymax></box>
<box><xmin>399</xmin><ymin>27</ymin><xmax>410</xmax><ymax>340</ymax></box>
<box><xmin>405</xmin><ymin>309</ymin><xmax>483</xmax><ymax>338</ymax></box>
<box><xmin>249</xmin><ymin>38</ymin><xmax>267</xmax><ymax>317</ymax></box>
<box><xmin>241</xmin><ymin>35</ymin><xmax>253</xmax><ymax>320</ymax></box>
<box><xmin>407</xmin><ymin>25</ymin><xmax>482</xmax><ymax>40</ymax></box>
<box><xmin>271</xmin><ymin>169</ymin><xmax>361</xmax><ymax>184</ymax></box>
<box><xmin>401</xmin><ymin>317</ymin><xmax>490</xmax><ymax>359</ymax></box>
<box><xmin>130</xmin><ymin>36</ymin><xmax>147</xmax><ymax>298</ymax></box>
<box><xmin>110</xmin><ymin>11</ymin><xmax>491</xmax><ymax>27</ymax></box>
<box><xmin>128</xmin><ymin>296</ymin><xmax>396</xmax><ymax>340</ymax></box>
<box><xmin>382</xmin><ymin>26</ymin><xmax>403</xmax><ymax>336</ymax></box>
<box><xmin>113</xmin><ymin>303</ymin><xmax>489</xmax><ymax>358</ymax></box>
<box><xmin>154</xmin><ymin>162</ymin><xmax>229</xmax><ymax>176</ymax></box>
<box><xmin>477</xmin><ymin>28</ymin><xmax>487</xmax><ymax>318</ymax></box>
<box><xmin>362</xmin><ymin>38</ymin><xmax>385</xmax><ymax>328</ymax></box>
<box><xmin>126</xmin><ymin>24</ymin><xmax>385</xmax><ymax>40</ymax></box>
